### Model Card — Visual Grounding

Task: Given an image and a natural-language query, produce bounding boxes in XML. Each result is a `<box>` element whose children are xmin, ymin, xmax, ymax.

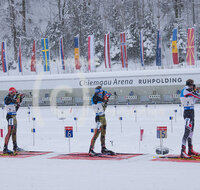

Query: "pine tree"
<box><xmin>142</xmin><ymin>12</ymin><xmax>157</xmax><ymax>64</ymax></box>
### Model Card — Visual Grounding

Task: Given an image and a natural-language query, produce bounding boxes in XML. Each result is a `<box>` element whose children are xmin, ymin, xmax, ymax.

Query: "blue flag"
<box><xmin>18</xmin><ymin>43</ymin><xmax>22</xmax><ymax>73</ymax></box>
<box><xmin>156</xmin><ymin>30</ymin><xmax>162</xmax><ymax>66</ymax></box>
<box><xmin>41</xmin><ymin>38</ymin><xmax>50</xmax><ymax>72</ymax></box>
<box><xmin>60</xmin><ymin>37</ymin><xmax>65</xmax><ymax>70</ymax></box>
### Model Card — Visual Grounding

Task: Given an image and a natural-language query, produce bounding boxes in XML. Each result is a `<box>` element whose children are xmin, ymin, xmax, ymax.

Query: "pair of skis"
<box><xmin>89</xmin><ymin>151</ymin><xmax>116</xmax><ymax>157</ymax></box>
<box><xmin>158</xmin><ymin>155</ymin><xmax>200</xmax><ymax>160</ymax></box>
<box><xmin>0</xmin><ymin>149</ymin><xmax>27</xmax><ymax>156</ymax></box>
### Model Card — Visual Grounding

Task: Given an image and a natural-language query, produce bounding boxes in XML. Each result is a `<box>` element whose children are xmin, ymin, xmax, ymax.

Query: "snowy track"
<box><xmin>1</xmin><ymin>104</ymin><xmax>200</xmax><ymax>190</ymax></box>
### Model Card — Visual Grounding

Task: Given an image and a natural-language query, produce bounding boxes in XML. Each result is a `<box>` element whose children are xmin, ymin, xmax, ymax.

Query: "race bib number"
<box><xmin>185</xmin><ymin>118</ymin><xmax>192</xmax><ymax>128</ymax></box>
<box><xmin>96</xmin><ymin>121</ymin><xmax>101</xmax><ymax>130</ymax></box>
<box><xmin>8</xmin><ymin>118</ymin><xmax>14</xmax><ymax>126</ymax></box>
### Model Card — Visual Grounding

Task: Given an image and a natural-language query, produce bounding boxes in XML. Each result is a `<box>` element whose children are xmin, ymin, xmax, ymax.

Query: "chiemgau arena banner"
<box><xmin>1</xmin><ymin>70</ymin><xmax>200</xmax><ymax>91</ymax></box>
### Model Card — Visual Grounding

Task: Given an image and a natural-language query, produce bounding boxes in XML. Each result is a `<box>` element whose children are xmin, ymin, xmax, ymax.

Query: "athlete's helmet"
<box><xmin>95</xmin><ymin>86</ymin><xmax>103</xmax><ymax>94</ymax></box>
<box><xmin>95</xmin><ymin>86</ymin><xmax>104</xmax><ymax>99</ymax></box>
<box><xmin>9</xmin><ymin>87</ymin><xmax>17</xmax><ymax>94</ymax></box>
<box><xmin>186</xmin><ymin>79</ymin><xmax>194</xmax><ymax>86</ymax></box>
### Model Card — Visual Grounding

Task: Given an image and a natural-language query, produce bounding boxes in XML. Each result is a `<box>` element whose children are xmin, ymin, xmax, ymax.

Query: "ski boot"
<box><xmin>13</xmin><ymin>145</ymin><xmax>24</xmax><ymax>153</ymax></box>
<box><xmin>3</xmin><ymin>146</ymin><xmax>13</xmax><ymax>155</ymax></box>
<box><xmin>101</xmin><ymin>147</ymin><xmax>115</xmax><ymax>155</ymax></box>
<box><xmin>188</xmin><ymin>145</ymin><xmax>200</xmax><ymax>156</ymax></box>
<box><xmin>89</xmin><ymin>147</ymin><xmax>96</xmax><ymax>156</ymax></box>
<box><xmin>180</xmin><ymin>145</ymin><xmax>191</xmax><ymax>158</ymax></box>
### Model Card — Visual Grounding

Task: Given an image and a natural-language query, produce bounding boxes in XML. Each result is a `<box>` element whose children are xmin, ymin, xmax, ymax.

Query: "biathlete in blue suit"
<box><xmin>89</xmin><ymin>86</ymin><xmax>114</xmax><ymax>156</ymax></box>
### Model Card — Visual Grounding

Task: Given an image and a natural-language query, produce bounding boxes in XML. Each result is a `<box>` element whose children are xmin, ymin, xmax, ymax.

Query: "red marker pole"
<box><xmin>139</xmin><ymin>128</ymin><xmax>144</xmax><ymax>152</ymax></box>
<box><xmin>0</xmin><ymin>129</ymin><xmax>3</xmax><ymax>148</ymax></box>
<box><xmin>0</xmin><ymin>129</ymin><xmax>3</xmax><ymax>138</ymax></box>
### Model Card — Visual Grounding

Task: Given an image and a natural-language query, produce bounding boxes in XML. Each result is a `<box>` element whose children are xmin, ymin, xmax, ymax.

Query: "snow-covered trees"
<box><xmin>0</xmin><ymin>0</ymin><xmax>199</xmax><ymax>70</ymax></box>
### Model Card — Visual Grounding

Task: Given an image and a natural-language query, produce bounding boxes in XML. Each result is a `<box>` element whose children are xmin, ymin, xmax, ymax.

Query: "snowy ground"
<box><xmin>1</xmin><ymin>104</ymin><xmax>200</xmax><ymax>190</ymax></box>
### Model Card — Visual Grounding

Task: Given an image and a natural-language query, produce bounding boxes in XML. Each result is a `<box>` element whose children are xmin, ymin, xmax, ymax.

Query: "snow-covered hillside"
<box><xmin>0</xmin><ymin>0</ymin><xmax>199</xmax><ymax>72</ymax></box>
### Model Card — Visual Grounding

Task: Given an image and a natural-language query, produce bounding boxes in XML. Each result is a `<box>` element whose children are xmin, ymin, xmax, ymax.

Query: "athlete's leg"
<box><xmin>4</xmin><ymin>116</ymin><xmax>14</xmax><ymax>149</ymax></box>
<box><xmin>4</xmin><ymin>125</ymin><xmax>13</xmax><ymax>148</ymax></box>
<box><xmin>12</xmin><ymin>116</ymin><xmax>18</xmax><ymax>150</ymax></box>
<box><xmin>90</xmin><ymin>116</ymin><xmax>101</xmax><ymax>150</ymax></box>
<box><xmin>100</xmin><ymin>116</ymin><xmax>107</xmax><ymax>148</ymax></box>
<box><xmin>182</xmin><ymin>118</ymin><xmax>192</xmax><ymax>146</ymax></box>
<box><xmin>188</xmin><ymin>117</ymin><xmax>194</xmax><ymax>147</ymax></box>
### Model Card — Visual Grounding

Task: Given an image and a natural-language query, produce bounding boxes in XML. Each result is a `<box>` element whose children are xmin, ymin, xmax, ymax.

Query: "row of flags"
<box><xmin>1</xmin><ymin>29</ymin><xmax>196</xmax><ymax>73</ymax></box>
<box><xmin>140</xmin><ymin>28</ymin><xmax>195</xmax><ymax>66</ymax></box>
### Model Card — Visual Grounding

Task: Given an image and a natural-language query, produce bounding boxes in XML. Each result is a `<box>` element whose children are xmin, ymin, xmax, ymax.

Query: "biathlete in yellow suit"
<box><xmin>89</xmin><ymin>86</ymin><xmax>114</xmax><ymax>156</ymax></box>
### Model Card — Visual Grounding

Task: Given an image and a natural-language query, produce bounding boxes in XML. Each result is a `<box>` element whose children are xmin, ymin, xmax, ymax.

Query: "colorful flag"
<box><xmin>31</xmin><ymin>40</ymin><xmax>36</xmax><ymax>72</ymax></box>
<box><xmin>74</xmin><ymin>36</ymin><xmax>80</xmax><ymax>70</ymax></box>
<box><xmin>1</xmin><ymin>42</ymin><xmax>7</xmax><ymax>72</ymax></box>
<box><xmin>41</xmin><ymin>38</ymin><xmax>50</xmax><ymax>72</ymax></box>
<box><xmin>156</xmin><ymin>30</ymin><xmax>162</xmax><ymax>66</ymax></box>
<box><xmin>18</xmin><ymin>41</ymin><xmax>22</xmax><ymax>73</ymax></box>
<box><xmin>120</xmin><ymin>32</ymin><xmax>128</xmax><ymax>68</ymax></box>
<box><xmin>88</xmin><ymin>35</ymin><xmax>95</xmax><ymax>72</ymax></box>
<box><xmin>140</xmin><ymin>31</ymin><xmax>144</xmax><ymax>66</ymax></box>
<box><xmin>104</xmin><ymin>33</ymin><xmax>111</xmax><ymax>68</ymax></box>
<box><xmin>172</xmin><ymin>28</ymin><xmax>179</xmax><ymax>65</ymax></box>
<box><xmin>186</xmin><ymin>28</ymin><xmax>195</xmax><ymax>65</ymax></box>
<box><xmin>60</xmin><ymin>37</ymin><xmax>65</xmax><ymax>71</ymax></box>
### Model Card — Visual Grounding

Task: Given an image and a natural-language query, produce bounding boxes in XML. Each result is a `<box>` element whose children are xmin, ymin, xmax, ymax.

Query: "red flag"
<box><xmin>104</xmin><ymin>34</ymin><xmax>111</xmax><ymax>68</ymax></box>
<box><xmin>18</xmin><ymin>42</ymin><xmax>22</xmax><ymax>73</ymax></box>
<box><xmin>186</xmin><ymin>28</ymin><xmax>195</xmax><ymax>65</ymax></box>
<box><xmin>31</xmin><ymin>40</ymin><xmax>36</xmax><ymax>72</ymax></box>
<box><xmin>140</xmin><ymin>129</ymin><xmax>144</xmax><ymax>141</ymax></box>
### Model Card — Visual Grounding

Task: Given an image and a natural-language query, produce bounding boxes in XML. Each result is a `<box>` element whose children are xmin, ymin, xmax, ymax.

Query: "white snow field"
<box><xmin>1</xmin><ymin>104</ymin><xmax>200</xmax><ymax>190</ymax></box>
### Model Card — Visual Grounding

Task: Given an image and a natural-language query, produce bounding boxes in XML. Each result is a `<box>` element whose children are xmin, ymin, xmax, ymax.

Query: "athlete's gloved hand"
<box><xmin>15</xmin><ymin>93</ymin><xmax>25</xmax><ymax>103</ymax></box>
<box><xmin>19</xmin><ymin>94</ymin><xmax>25</xmax><ymax>103</ymax></box>
<box><xmin>104</xmin><ymin>92</ymin><xmax>112</xmax><ymax>102</ymax></box>
<box><xmin>20</xmin><ymin>93</ymin><xmax>25</xmax><ymax>99</ymax></box>
<box><xmin>104</xmin><ymin>92</ymin><xmax>112</xmax><ymax>99</ymax></box>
